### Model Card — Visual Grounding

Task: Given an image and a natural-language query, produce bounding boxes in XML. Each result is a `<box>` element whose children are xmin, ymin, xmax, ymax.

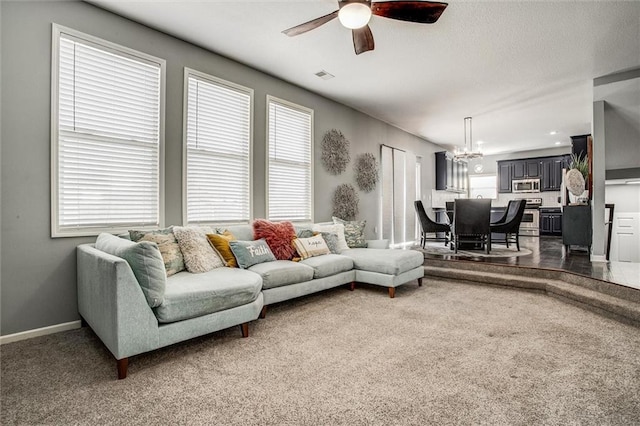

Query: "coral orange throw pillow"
<box><xmin>253</xmin><ymin>219</ymin><xmax>297</xmax><ymax>260</ymax></box>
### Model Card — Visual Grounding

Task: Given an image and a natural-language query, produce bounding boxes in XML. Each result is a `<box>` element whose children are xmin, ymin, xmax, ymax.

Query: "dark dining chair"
<box><xmin>490</xmin><ymin>200</ymin><xmax>517</xmax><ymax>226</ymax></box>
<box><xmin>452</xmin><ymin>199</ymin><xmax>492</xmax><ymax>254</ymax></box>
<box><xmin>414</xmin><ymin>200</ymin><xmax>451</xmax><ymax>248</ymax></box>
<box><xmin>445</xmin><ymin>201</ymin><xmax>455</xmax><ymax>225</ymax></box>
<box><xmin>490</xmin><ymin>199</ymin><xmax>527</xmax><ymax>251</ymax></box>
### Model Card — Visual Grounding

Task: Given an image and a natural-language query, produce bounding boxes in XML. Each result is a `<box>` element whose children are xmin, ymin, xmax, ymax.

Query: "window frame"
<box><xmin>50</xmin><ymin>24</ymin><xmax>166</xmax><ymax>238</ymax></box>
<box><xmin>181</xmin><ymin>67</ymin><xmax>254</xmax><ymax>226</ymax></box>
<box><xmin>265</xmin><ymin>95</ymin><xmax>314</xmax><ymax>223</ymax></box>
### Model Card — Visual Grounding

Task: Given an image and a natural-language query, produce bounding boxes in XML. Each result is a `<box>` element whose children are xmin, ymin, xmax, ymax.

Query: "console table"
<box><xmin>562</xmin><ymin>205</ymin><xmax>592</xmax><ymax>254</ymax></box>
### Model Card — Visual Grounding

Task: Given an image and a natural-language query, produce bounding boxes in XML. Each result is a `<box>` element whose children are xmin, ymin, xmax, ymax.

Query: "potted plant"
<box><xmin>565</xmin><ymin>153</ymin><xmax>589</xmax><ymax>204</ymax></box>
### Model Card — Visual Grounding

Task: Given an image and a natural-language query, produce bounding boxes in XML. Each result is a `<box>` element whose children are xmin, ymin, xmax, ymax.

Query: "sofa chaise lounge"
<box><xmin>77</xmin><ymin>223</ymin><xmax>424</xmax><ymax>379</ymax></box>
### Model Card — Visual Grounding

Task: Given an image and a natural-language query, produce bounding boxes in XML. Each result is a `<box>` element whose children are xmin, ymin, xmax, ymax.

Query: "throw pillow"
<box><xmin>229</xmin><ymin>239</ymin><xmax>276</xmax><ymax>269</ymax></box>
<box><xmin>206</xmin><ymin>231</ymin><xmax>238</xmax><ymax>268</ymax></box>
<box><xmin>312</xmin><ymin>223</ymin><xmax>349</xmax><ymax>251</ymax></box>
<box><xmin>173</xmin><ymin>226</ymin><xmax>225</xmax><ymax>273</ymax></box>
<box><xmin>333</xmin><ymin>217</ymin><xmax>367</xmax><ymax>248</ymax></box>
<box><xmin>252</xmin><ymin>219</ymin><xmax>297</xmax><ymax>260</ymax></box>
<box><xmin>319</xmin><ymin>232</ymin><xmax>341</xmax><ymax>254</ymax></box>
<box><xmin>297</xmin><ymin>229</ymin><xmax>315</xmax><ymax>239</ymax></box>
<box><xmin>129</xmin><ymin>227</ymin><xmax>185</xmax><ymax>276</ymax></box>
<box><xmin>293</xmin><ymin>235</ymin><xmax>331</xmax><ymax>260</ymax></box>
<box><xmin>95</xmin><ymin>233</ymin><xmax>166</xmax><ymax>308</ymax></box>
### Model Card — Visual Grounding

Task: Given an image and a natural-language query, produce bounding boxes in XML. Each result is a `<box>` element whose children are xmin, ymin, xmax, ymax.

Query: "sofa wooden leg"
<box><xmin>388</xmin><ymin>287</ymin><xmax>395</xmax><ymax>298</ymax></box>
<box><xmin>418</xmin><ymin>278</ymin><xmax>423</xmax><ymax>287</ymax></box>
<box><xmin>117</xmin><ymin>358</ymin><xmax>128</xmax><ymax>380</ymax></box>
<box><xmin>259</xmin><ymin>306</ymin><xmax>267</xmax><ymax>319</ymax></box>
<box><xmin>349</xmin><ymin>281</ymin><xmax>356</xmax><ymax>291</ymax></box>
<box><xmin>240</xmin><ymin>323</ymin><xmax>249</xmax><ymax>338</ymax></box>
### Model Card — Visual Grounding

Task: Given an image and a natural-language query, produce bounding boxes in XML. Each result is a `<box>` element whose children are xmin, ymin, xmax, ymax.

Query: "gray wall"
<box><xmin>0</xmin><ymin>1</ymin><xmax>442</xmax><ymax>335</ymax></box>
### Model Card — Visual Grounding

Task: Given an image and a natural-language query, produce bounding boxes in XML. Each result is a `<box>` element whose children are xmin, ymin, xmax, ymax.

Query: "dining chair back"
<box><xmin>452</xmin><ymin>199</ymin><xmax>492</xmax><ymax>253</ymax></box>
<box><xmin>414</xmin><ymin>200</ymin><xmax>451</xmax><ymax>248</ymax></box>
<box><xmin>490</xmin><ymin>199</ymin><xmax>527</xmax><ymax>250</ymax></box>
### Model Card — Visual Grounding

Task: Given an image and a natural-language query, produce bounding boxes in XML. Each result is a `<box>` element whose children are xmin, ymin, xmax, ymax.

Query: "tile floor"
<box><xmin>422</xmin><ymin>235</ymin><xmax>640</xmax><ymax>290</ymax></box>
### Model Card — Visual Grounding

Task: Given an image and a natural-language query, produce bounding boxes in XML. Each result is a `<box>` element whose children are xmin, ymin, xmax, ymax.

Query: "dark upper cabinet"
<box><xmin>571</xmin><ymin>134</ymin><xmax>590</xmax><ymax>161</ymax></box>
<box><xmin>512</xmin><ymin>159</ymin><xmax>541</xmax><ymax>179</ymax></box>
<box><xmin>499</xmin><ymin>154</ymin><xmax>569</xmax><ymax>194</ymax></box>
<box><xmin>435</xmin><ymin>151</ymin><xmax>468</xmax><ymax>193</ymax></box>
<box><xmin>498</xmin><ymin>161</ymin><xmax>513</xmax><ymax>193</ymax></box>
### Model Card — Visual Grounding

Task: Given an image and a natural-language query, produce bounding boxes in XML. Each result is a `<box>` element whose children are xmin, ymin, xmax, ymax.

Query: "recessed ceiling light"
<box><xmin>550</xmin><ymin>131</ymin><xmax>558</xmax><ymax>135</ymax></box>
<box><xmin>315</xmin><ymin>70</ymin><xmax>334</xmax><ymax>80</ymax></box>
<box><xmin>555</xmin><ymin>141</ymin><xmax>562</xmax><ymax>145</ymax></box>
<box><xmin>476</xmin><ymin>140</ymin><xmax>484</xmax><ymax>145</ymax></box>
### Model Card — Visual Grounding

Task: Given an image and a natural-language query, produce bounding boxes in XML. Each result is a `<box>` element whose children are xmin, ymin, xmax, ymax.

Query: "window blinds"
<box><xmin>55</xmin><ymin>31</ymin><xmax>162</xmax><ymax>235</ymax></box>
<box><xmin>381</xmin><ymin>145</ymin><xmax>418</xmax><ymax>247</ymax></box>
<box><xmin>267</xmin><ymin>98</ymin><xmax>313</xmax><ymax>222</ymax></box>
<box><xmin>185</xmin><ymin>71</ymin><xmax>252</xmax><ymax>224</ymax></box>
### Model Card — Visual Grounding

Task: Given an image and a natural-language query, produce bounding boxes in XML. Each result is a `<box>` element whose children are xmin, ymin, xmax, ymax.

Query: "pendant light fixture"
<box><xmin>454</xmin><ymin>116</ymin><xmax>483</xmax><ymax>161</ymax></box>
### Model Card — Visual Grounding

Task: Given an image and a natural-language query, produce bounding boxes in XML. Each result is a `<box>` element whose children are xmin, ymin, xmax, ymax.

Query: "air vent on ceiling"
<box><xmin>315</xmin><ymin>70</ymin><xmax>335</xmax><ymax>80</ymax></box>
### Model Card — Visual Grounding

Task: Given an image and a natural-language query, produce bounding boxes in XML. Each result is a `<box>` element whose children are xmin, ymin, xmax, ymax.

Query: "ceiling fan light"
<box><xmin>338</xmin><ymin>3</ymin><xmax>372</xmax><ymax>29</ymax></box>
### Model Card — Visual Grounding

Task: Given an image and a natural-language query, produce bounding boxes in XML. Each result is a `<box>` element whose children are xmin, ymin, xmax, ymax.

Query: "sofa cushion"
<box><xmin>293</xmin><ymin>235</ymin><xmax>331</xmax><ymax>260</ymax></box>
<box><xmin>301</xmin><ymin>254</ymin><xmax>354</xmax><ymax>279</ymax></box>
<box><xmin>129</xmin><ymin>227</ymin><xmax>185</xmax><ymax>276</ymax></box>
<box><xmin>222</xmin><ymin>224</ymin><xmax>254</xmax><ymax>241</ymax></box>
<box><xmin>253</xmin><ymin>219</ymin><xmax>297</xmax><ymax>260</ymax></box>
<box><xmin>229</xmin><ymin>239</ymin><xmax>276</xmax><ymax>269</ymax></box>
<box><xmin>340</xmin><ymin>249</ymin><xmax>424</xmax><ymax>275</ymax></box>
<box><xmin>174</xmin><ymin>226</ymin><xmax>225</xmax><ymax>273</ymax></box>
<box><xmin>207</xmin><ymin>231</ymin><xmax>238</xmax><ymax>268</ymax></box>
<box><xmin>155</xmin><ymin>268</ymin><xmax>262</xmax><ymax>323</ymax></box>
<box><xmin>95</xmin><ymin>233</ymin><xmax>166</xmax><ymax>308</ymax></box>
<box><xmin>248</xmin><ymin>260</ymin><xmax>314</xmax><ymax>290</ymax></box>
<box><xmin>319</xmin><ymin>232</ymin><xmax>341</xmax><ymax>254</ymax></box>
<box><xmin>312</xmin><ymin>223</ymin><xmax>349</xmax><ymax>251</ymax></box>
<box><xmin>333</xmin><ymin>217</ymin><xmax>367</xmax><ymax>248</ymax></box>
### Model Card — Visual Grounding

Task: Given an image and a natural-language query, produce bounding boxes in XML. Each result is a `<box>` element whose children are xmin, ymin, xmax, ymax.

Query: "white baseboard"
<box><xmin>590</xmin><ymin>254</ymin><xmax>608</xmax><ymax>263</ymax></box>
<box><xmin>0</xmin><ymin>320</ymin><xmax>82</xmax><ymax>345</ymax></box>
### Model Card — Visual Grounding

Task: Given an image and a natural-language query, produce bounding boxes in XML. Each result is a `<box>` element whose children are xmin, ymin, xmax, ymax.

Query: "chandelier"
<box><xmin>454</xmin><ymin>116</ymin><xmax>483</xmax><ymax>161</ymax></box>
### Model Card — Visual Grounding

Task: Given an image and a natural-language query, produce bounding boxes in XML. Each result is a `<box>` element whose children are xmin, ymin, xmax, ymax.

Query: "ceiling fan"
<box><xmin>282</xmin><ymin>0</ymin><xmax>448</xmax><ymax>55</ymax></box>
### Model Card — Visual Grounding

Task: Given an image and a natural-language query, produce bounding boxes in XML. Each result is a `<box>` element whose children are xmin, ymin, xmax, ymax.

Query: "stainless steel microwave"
<box><xmin>512</xmin><ymin>178</ymin><xmax>540</xmax><ymax>193</ymax></box>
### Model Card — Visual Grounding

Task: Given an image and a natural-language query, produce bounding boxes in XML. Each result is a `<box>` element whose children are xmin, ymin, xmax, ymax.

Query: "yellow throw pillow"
<box><xmin>207</xmin><ymin>231</ymin><xmax>238</xmax><ymax>268</ymax></box>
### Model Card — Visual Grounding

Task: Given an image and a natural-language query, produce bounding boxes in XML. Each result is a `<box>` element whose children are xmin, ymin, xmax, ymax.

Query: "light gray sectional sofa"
<box><xmin>77</xmin><ymin>224</ymin><xmax>424</xmax><ymax>379</ymax></box>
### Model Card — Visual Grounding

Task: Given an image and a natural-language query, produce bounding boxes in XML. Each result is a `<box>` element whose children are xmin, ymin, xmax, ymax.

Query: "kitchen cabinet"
<box><xmin>512</xmin><ymin>159</ymin><xmax>541</xmax><ymax>179</ymax></box>
<box><xmin>540</xmin><ymin>208</ymin><xmax>562</xmax><ymax>235</ymax></box>
<box><xmin>497</xmin><ymin>161</ymin><xmax>513</xmax><ymax>193</ymax></box>
<box><xmin>541</xmin><ymin>156</ymin><xmax>568</xmax><ymax>191</ymax></box>
<box><xmin>435</xmin><ymin>151</ymin><xmax>468</xmax><ymax>193</ymax></box>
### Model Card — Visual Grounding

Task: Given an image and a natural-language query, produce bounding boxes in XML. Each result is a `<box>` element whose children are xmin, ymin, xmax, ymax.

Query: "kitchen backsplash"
<box><xmin>431</xmin><ymin>189</ymin><xmax>562</xmax><ymax>208</ymax></box>
<box><xmin>496</xmin><ymin>191</ymin><xmax>561</xmax><ymax>207</ymax></box>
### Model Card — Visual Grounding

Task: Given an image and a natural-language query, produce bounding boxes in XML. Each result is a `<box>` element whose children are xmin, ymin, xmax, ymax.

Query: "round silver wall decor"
<box><xmin>332</xmin><ymin>184</ymin><xmax>359</xmax><ymax>221</ymax></box>
<box><xmin>354</xmin><ymin>152</ymin><xmax>379</xmax><ymax>192</ymax></box>
<box><xmin>321</xmin><ymin>129</ymin><xmax>350</xmax><ymax>175</ymax></box>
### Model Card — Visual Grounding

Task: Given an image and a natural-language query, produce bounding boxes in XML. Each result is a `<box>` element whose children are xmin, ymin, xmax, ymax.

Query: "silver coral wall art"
<box><xmin>321</xmin><ymin>129</ymin><xmax>350</xmax><ymax>175</ymax></box>
<box><xmin>332</xmin><ymin>184</ymin><xmax>359</xmax><ymax>221</ymax></box>
<box><xmin>355</xmin><ymin>152</ymin><xmax>379</xmax><ymax>192</ymax></box>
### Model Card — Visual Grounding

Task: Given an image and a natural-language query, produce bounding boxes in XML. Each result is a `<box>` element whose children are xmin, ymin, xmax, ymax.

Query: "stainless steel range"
<box><xmin>520</xmin><ymin>197</ymin><xmax>542</xmax><ymax>236</ymax></box>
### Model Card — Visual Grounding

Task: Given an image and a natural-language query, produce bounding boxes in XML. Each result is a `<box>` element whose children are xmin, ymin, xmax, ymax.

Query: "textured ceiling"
<box><xmin>89</xmin><ymin>0</ymin><xmax>640</xmax><ymax>155</ymax></box>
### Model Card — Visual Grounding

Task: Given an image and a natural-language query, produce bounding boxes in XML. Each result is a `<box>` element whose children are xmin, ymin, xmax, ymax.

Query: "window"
<box><xmin>266</xmin><ymin>96</ymin><xmax>313</xmax><ymax>222</ymax></box>
<box><xmin>469</xmin><ymin>174</ymin><xmax>498</xmax><ymax>200</ymax></box>
<box><xmin>51</xmin><ymin>25</ymin><xmax>165</xmax><ymax>237</ymax></box>
<box><xmin>184</xmin><ymin>69</ymin><xmax>253</xmax><ymax>225</ymax></box>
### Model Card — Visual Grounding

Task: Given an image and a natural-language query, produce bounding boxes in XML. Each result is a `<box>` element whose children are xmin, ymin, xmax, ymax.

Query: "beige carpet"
<box><xmin>2</xmin><ymin>279</ymin><xmax>640</xmax><ymax>425</ymax></box>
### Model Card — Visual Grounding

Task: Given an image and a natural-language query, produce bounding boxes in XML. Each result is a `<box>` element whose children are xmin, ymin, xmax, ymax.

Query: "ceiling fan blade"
<box><xmin>282</xmin><ymin>10</ymin><xmax>339</xmax><ymax>37</ymax></box>
<box><xmin>371</xmin><ymin>1</ymin><xmax>448</xmax><ymax>24</ymax></box>
<box><xmin>352</xmin><ymin>25</ymin><xmax>375</xmax><ymax>55</ymax></box>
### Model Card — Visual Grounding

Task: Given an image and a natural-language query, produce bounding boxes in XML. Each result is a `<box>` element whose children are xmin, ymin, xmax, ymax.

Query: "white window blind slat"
<box><xmin>185</xmin><ymin>71</ymin><xmax>252</xmax><ymax>224</ymax></box>
<box><xmin>54</xmin><ymin>29</ymin><xmax>163</xmax><ymax>236</ymax></box>
<box><xmin>267</xmin><ymin>98</ymin><xmax>313</xmax><ymax>222</ymax></box>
